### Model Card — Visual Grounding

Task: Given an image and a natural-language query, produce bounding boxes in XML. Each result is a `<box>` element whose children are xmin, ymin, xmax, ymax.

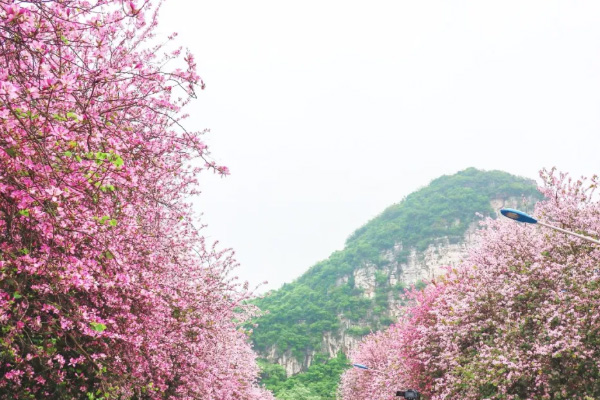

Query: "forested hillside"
<box><xmin>339</xmin><ymin>169</ymin><xmax>600</xmax><ymax>399</ymax></box>
<box><xmin>251</xmin><ymin>168</ymin><xmax>542</xmax><ymax>398</ymax></box>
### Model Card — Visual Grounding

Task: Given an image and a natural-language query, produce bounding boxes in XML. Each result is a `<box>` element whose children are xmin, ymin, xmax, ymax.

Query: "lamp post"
<box><xmin>500</xmin><ymin>208</ymin><xmax>600</xmax><ymax>245</ymax></box>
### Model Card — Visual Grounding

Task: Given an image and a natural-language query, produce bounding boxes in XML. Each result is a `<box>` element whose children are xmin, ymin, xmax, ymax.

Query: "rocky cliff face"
<box><xmin>265</xmin><ymin>197</ymin><xmax>525</xmax><ymax>376</ymax></box>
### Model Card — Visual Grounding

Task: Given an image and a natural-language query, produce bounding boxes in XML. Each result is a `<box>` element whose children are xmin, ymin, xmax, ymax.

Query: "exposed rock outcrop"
<box><xmin>263</xmin><ymin>195</ymin><xmax>535</xmax><ymax>376</ymax></box>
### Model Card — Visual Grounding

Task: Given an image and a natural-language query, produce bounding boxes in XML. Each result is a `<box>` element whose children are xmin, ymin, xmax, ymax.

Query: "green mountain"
<box><xmin>252</xmin><ymin>168</ymin><xmax>541</xmax><ymax>399</ymax></box>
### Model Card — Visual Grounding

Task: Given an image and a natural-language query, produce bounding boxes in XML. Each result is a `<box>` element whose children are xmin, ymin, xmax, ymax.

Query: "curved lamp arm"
<box><xmin>500</xmin><ymin>208</ymin><xmax>600</xmax><ymax>245</ymax></box>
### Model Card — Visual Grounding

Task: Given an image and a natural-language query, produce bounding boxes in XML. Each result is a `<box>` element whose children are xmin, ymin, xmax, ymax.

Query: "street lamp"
<box><xmin>500</xmin><ymin>208</ymin><xmax>600</xmax><ymax>245</ymax></box>
<box><xmin>352</xmin><ymin>363</ymin><xmax>384</xmax><ymax>373</ymax></box>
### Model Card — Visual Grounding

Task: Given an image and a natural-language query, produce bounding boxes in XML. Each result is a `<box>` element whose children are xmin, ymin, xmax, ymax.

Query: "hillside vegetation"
<box><xmin>259</xmin><ymin>353</ymin><xmax>350</xmax><ymax>399</ymax></box>
<box><xmin>251</xmin><ymin>168</ymin><xmax>541</xmax><ymax>398</ymax></box>
<box><xmin>340</xmin><ymin>169</ymin><xmax>600</xmax><ymax>399</ymax></box>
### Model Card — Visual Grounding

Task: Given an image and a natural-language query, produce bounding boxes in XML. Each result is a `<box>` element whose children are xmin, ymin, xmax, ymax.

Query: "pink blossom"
<box><xmin>341</xmin><ymin>169</ymin><xmax>600</xmax><ymax>399</ymax></box>
<box><xmin>0</xmin><ymin>1</ymin><xmax>273</xmax><ymax>398</ymax></box>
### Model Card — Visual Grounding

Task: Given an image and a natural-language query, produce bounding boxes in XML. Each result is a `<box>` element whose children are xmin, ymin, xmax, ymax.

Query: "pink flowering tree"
<box><xmin>0</xmin><ymin>1</ymin><xmax>272</xmax><ymax>398</ymax></box>
<box><xmin>341</xmin><ymin>169</ymin><xmax>600</xmax><ymax>400</ymax></box>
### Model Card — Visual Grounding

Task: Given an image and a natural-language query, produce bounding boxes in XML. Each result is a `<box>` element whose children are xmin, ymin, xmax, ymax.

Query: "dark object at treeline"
<box><xmin>397</xmin><ymin>390</ymin><xmax>420</xmax><ymax>399</ymax></box>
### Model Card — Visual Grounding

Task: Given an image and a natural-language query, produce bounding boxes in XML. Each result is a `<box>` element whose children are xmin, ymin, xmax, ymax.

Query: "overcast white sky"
<box><xmin>158</xmin><ymin>1</ymin><xmax>600</xmax><ymax>292</ymax></box>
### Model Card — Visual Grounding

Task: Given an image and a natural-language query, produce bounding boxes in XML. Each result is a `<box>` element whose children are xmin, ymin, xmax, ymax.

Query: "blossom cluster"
<box><xmin>0</xmin><ymin>1</ymin><xmax>272</xmax><ymax>398</ymax></box>
<box><xmin>340</xmin><ymin>169</ymin><xmax>600</xmax><ymax>400</ymax></box>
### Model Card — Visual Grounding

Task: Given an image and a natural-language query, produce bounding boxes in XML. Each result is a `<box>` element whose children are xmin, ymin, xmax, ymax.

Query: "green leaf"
<box><xmin>111</xmin><ymin>155</ymin><xmax>124</xmax><ymax>168</ymax></box>
<box><xmin>61</xmin><ymin>35</ymin><xmax>69</xmax><ymax>45</ymax></box>
<box><xmin>13</xmin><ymin>292</ymin><xmax>22</xmax><ymax>299</ymax></box>
<box><xmin>5</xmin><ymin>147</ymin><xmax>17</xmax><ymax>157</ymax></box>
<box><xmin>96</xmin><ymin>215</ymin><xmax>110</xmax><ymax>224</ymax></box>
<box><xmin>18</xmin><ymin>209</ymin><xmax>29</xmax><ymax>217</ymax></box>
<box><xmin>66</xmin><ymin>112</ymin><xmax>78</xmax><ymax>120</ymax></box>
<box><xmin>90</xmin><ymin>322</ymin><xmax>107</xmax><ymax>333</ymax></box>
<box><xmin>108</xmin><ymin>219</ymin><xmax>117</xmax><ymax>227</ymax></box>
<box><xmin>100</xmin><ymin>184</ymin><xmax>115</xmax><ymax>192</ymax></box>
<box><xmin>13</xmin><ymin>108</ymin><xmax>28</xmax><ymax>118</ymax></box>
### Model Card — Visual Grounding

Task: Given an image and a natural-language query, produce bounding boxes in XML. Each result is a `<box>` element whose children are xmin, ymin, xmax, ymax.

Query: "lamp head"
<box><xmin>500</xmin><ymin>208</ymin><xmax>537</xmax><ymax>224</ymax></box>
